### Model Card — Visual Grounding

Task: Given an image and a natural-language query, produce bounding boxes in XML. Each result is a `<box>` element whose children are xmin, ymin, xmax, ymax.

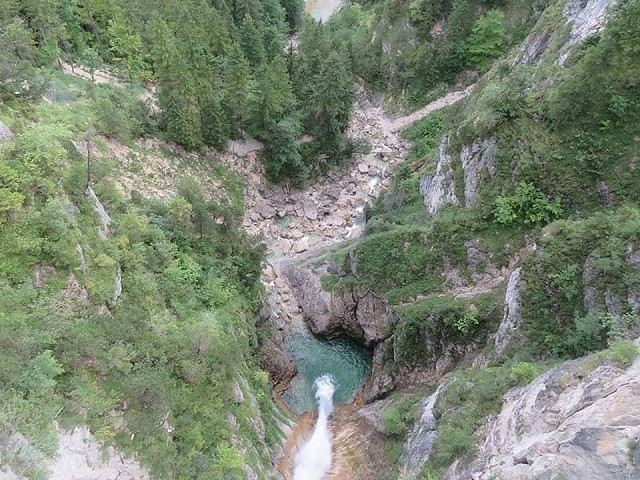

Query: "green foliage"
<box><xmin>0</xmin><ymin>75</ymin><xmax>274</xmax><ymax>477</ymax></box>
<box><xmin>493</xmin><ymin>182</ymin><xmax>562</xmax><ymax>225</ymax></box>
<box><xmin>509</xmin><ymin>361</ymin><xmax>542</xmax><ymax>385</ymax></box>
<box><xmin>107</xmin><ymin>20</ymin><xmax>152</xmax><ymax>81</ymax></box>
<box><xmin>382</xmin><ymin>406</ymin><xmax>406</xmax><ymax>436</ymax></box>
<box><xmin>402</xmin><ymin>111</ymin><xmax>444</xmax><ymax>163</ymax></box>
<box><xmin>262</xmin><ymin>116</ymin><xmax>306</xmax><ymax>183</ymax></box>
<box><xmin>394</xmin><ymin>293</ymin><xmax>499</xmax><ymax>366</ymax></box>
<box><xmin>520</xmin><ymin>205</ymin><xmax>640</xmax><ymax>358</ymax></box>
<box><xmin>606</xmin><ymin>340</ymin><xmax>639</xmax><ymax>369</ymax></box>
<box><xmin>583</xmin><ymin>339</ymin><xmax>640</xmax><ymax>372</ymax></box>
<box><xmin>466</xmin><ymin>10</ymin><xmax>506</xmax><ymax>69</ymax></box>
<box><xmin>426</xmin><ymin>365</ymin><xmax>511</xmax><ymax>470</ymax></box>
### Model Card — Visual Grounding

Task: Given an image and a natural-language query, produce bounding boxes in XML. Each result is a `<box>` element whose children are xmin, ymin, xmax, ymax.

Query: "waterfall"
<box><xmin>293</xmin><ymin>375</ymin><xmax>335</xmax><ymax>480</ymax></box>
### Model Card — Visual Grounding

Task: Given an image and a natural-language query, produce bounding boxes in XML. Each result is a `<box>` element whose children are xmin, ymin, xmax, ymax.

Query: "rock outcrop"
<box><xmin>460</xmin><ymin>137</ymin><xmax>496</xmax><ymax>209</ymax></box>
<box><xmin>282</xmin><ymin>258</ymin><xmax>400</xmax><ymax>401</ymax></box>
<box><xmin>399</xmin><ymin>382</ymin><xmax>448</xmax><ymax>480</ymax></box>
<box><xmin>282</xmin><ymin>260</ymin><xmax>399</xmax><ymax>347</ymax></box>
<box><xmin>86</xmin><ymin>187</ymin><xmax>111</xmax><ymax>240</ymax></box>
<box><xmin>514</xmin><ymin>0</ymin><xmax>618</xmax><ymax>66</ymax></box>
<box><xmin>557</xmin><ymin>0</ymin><xmax>619</xmax><ymax>65</ymax></box>
<box><xmin>0</xmin><ymin>121</ymin><xmax>13</xmax><ymax>144</ymax></box>
<box><xmin>420</xmin><ymin>134</ymin><xmax>496</xmax><ymax>214</ymax></box>
<box><xmin>445</xmin><ymin>345</ymin><xmax>640</xmax><ymax>480</ymax></box>
<box><xmin>420</xmin><ymin>134</ymin><xmax>459</xmax><ymax>216</ymax></box>
<box><xmin>493</xmin><ymin>267</ymin><xmax>523</xmax><ymax>357</ymax></box>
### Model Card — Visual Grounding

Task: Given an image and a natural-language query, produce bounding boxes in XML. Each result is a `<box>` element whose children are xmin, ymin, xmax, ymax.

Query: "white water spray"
<box><xmin>293</xmin><ymin>375</ymin><xmax>335</xmax><ymax>480</ymax></box>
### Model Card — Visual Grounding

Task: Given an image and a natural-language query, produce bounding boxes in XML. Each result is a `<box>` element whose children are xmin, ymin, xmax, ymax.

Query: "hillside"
<box><xmin>1</xmin><ymin>0</ymin><xmax>639</xmax><ymax>479</ymax></box>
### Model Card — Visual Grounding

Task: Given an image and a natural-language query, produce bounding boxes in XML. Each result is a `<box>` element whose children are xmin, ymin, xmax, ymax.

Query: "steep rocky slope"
<box><xmin>446</xmin><ymin>346</ymin><xmax>640</xmax><ymax>480</ymax></box>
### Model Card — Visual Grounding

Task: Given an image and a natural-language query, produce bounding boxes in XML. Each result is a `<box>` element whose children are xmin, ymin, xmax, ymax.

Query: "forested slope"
<box><xmin>305</xmin><ymin>0</ymin><xmax>640</xmax><ymax>477</ymax></box>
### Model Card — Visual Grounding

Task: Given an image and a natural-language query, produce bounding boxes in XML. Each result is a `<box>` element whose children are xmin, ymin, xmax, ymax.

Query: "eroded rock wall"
<box><xmin>444</xmin><ymin>346</ymin><xmax>640</xmax><ymax>480</ymax></box>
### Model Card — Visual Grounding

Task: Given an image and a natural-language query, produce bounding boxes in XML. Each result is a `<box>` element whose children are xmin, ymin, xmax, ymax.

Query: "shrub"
<box><xmin>563</xmin><ymin>311</ymin><xmax>607</xmax><ymax>357</ymax></box>
<box><xmin>493</xmin><ymin>181</ymin><xmax>562</xmax><ymax>225</ymax></box>
<box><xmin>607</xmin><ymin>340</ymin><xmax>639</xmax><ymax>369</ymax></box>
<box><xmin>510</xmin><ymin>362</ymin><xmax>540</xmax><ymax>385</ymax></box>
<box><xmin>382</xmin><ymin>406</ymin><xmax>406</xmax><ymax>436</ymax></box>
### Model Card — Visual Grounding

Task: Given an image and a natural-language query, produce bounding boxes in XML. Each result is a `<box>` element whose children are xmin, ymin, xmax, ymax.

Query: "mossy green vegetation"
<box><xmin>0</xmin><ymin>71</ymin><xmax>283</xmax><ymax>477</ymax></box>
<box><xmin>320</xmin><ymin>2</ymin><xmax>640</xmax><ymax>477</ymax></box>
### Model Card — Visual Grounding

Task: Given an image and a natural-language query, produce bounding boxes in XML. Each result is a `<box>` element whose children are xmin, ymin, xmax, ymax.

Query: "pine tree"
<box><xmin>239</xmin><ymin>14</ymin><xmax>266</xmax><ymax>66</ymax></box>
<box><xmin>149</xmin><ymin>15</ymin><xmax>203</xmax><ymax>150</ymax></box>
<box><xmin>223</xmin><ymin>43</ymin><xmax>252</xmax><ymax>137</ymax></box>
<box><xmin>249</xmin><ymin>56</ymin><xmax>296</xmax><ymax>140</ymax></box>
<box><xmin>262</xmin><ymin>115</ymin><xmax>305</xmax><ymax>182</ymax></box>
<box><xmin>307</xmin><ymin>51</ymin><xmax>353</xmax><ymax>155</ymax></box>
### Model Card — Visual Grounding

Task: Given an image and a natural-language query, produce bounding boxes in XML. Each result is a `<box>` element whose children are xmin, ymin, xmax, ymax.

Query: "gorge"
<box><xmin>0</xmin><ymin>0</ymin><xmax>639</xmax><ymax>479</ymax></box>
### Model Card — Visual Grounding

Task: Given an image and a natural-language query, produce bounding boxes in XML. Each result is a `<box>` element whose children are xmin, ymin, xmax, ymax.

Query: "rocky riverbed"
<box><xmin>222</xmin><ymin>85</ymin><xmax>474</xmax><ymax>478</ymax></box>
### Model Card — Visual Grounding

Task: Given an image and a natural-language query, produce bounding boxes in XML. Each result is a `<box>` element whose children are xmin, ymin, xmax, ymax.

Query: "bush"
<box><xmin>510</xmin><ymin>362</ymin><xmax>540</xmax><ymax>385</ymax></box>
<box><xmin>607</xmin><ymin>340</ymin><xmax>639</xmax><ymax>369</ymax></box>
<box><xmin>563</xmin><ymin>311</ymin><xmax>607</xmax><ymax>357</ymax></box>
<box><xmin>493</xmin><ymin>182</ymin><xmax>562</xmax><ymax>225</ymax></box>
<box><xmin>382</xmin><ymin>406</ymin><xmax>406</xmax><ymax>436</ymax></box>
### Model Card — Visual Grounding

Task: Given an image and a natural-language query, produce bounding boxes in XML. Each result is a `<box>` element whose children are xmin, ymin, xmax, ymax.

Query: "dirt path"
<box><xmin>388</xmin><ymin>85</ymin><xmax>474</xmax><ymax>132</ymax></box>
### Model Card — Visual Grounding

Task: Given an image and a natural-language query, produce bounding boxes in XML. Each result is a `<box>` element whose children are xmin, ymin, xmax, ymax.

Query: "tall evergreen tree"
<box><xmin>249</xmin><ymin>56</ymin><xmax>296</xmax><ymax>140</ymax></box>
<box><xmin>223</xmin><ymin>43</ymin><xmax>252</xmax><ymax>137</ymax></box>
<box><xmin>307</xmin><ymin>51</ymin><xmax>353</xmax><ymax>155</ymax></box>
<box><xmin>149</xmin><ymin>16</ymin><xmax>202</xmax><ymax>150</ymax></box>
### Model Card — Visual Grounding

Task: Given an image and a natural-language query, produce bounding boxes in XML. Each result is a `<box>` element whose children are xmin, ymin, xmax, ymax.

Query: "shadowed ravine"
<box><xmin>245</xmin><ymin>85</ymin><xmax>473</xmax><ymax>478</ymax></box>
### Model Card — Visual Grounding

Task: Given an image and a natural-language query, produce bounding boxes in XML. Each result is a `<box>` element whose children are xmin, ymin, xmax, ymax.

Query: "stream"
<box><xmin>306</xmin><ymin>0</ymin><xmax>344</xmax><ymax>22</ymax></box>
<box><xmin>282</xmin><ymin>317</ymin><xmax>371</xmax><ymax>414</ymax></box>
<box><xmin>226</xmin><ymin>78</ymin><xmax>473</xmax><ymax>477</ymax></box>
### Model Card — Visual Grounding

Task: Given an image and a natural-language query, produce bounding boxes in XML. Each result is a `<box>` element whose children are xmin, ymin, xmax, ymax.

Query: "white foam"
<box><xmin>293</xmin><ymin>375</ymin><xmax>335</xmax><ymax>480</ymax></box>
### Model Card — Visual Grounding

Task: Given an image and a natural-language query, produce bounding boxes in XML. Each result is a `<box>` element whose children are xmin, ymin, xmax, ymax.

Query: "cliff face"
<box><xmin>444</xmin><ymin>344</ymin><xmax>640</xmax><ymax>480</ymax></box>
<box><xmin>281</xmin><ymin>258</ymin><xmax>399</xmax><ymax>402</ymax></box>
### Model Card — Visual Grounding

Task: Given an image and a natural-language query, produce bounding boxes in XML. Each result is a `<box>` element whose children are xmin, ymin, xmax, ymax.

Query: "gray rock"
<box><xmin>293</xmin><ymin>238</ymin><xmax>309</xmax><ymax>253</ymax></box>
<box><xmin>112</xmin><ymin>265</ymin><xmax>122</xmax><ymax>304</ymax></box>
<box><xmin>232</xmin><ymin>382</ymin><xmax>244</xmax><ymax>403</ymax></box>
<box><xmin>460</xmin><ymin>137</ymin><xmax>496</xmax><ymax>209</ymax></box>
<box><xmin>444</xmin><ymin>348</ymin><xmax>640</xmax><ymax>480</ymax></box>
<box><xmin>363</xmin><ymin>340</ymin><xmax>396</xmax><ymax>402</ymax></box>
<box><xmin>420</xmin><ymin>134</ymin><xmax>459</xmax><ymax>216</ymax></box>
<box><xmin>494</xmin><ymin>267</ymin><xmax>523</xmax><ymax>357</ymax></box>
<box><xmin>303</xmin><ymin>200</ymin><xmax>318</xmax><ymax>220</ymax></box>
<box><xmin>596</xmin><ymin>180</ymin><xmax>614</xmax><ymax>207</ymax></box>
<box><xmin>627</xmin><ymin>244</ymin><xmax>640</xmax><ymax>267</ymax></box>
<box><xmin>86</xmin><ymin>187</ymin><xmax>111</xmax><ymax>239</ymax></box>
<box><xmin>282</xmin><ymin>260</ymin><xmax>399</xmax><ymax>348</ymax></box>
<box><xmin>512</xmin><ymin>30</ymin><xmax>552</xmax><ymax>66</ymax></box>
<box><xmin>256</xmin><ymin>203</ymin><xmax>276</xmax><ymax>219</ymax></box>
<box><xmin>61</xmin><ymin>273</ymin><xmax>89</xmax><ymax>305</ymax></box>
<box><xmin>0</xmin><ymin>120</ymin><xmax>13</xmax><ymax>144</ymax></box>
<box><xmin>358</xmin><ymin>397</ymin><xmax>393</xmax><ymax>434</ymax></box>
<box><xmin>399</xmin><ymin>382</ymin><xmax>448</xmax><ymax>480</ymax></box>
<box><xmin>358</xmin><ymin>162</ymin><xmax>370</xmax><ymax>174</ymax></box>
<box><xmin>75</xmin><ymin>245</ymin><xmax>88</xmax><ymax>276</ymax></box>
<box><xmin>557</xmin><ymin>0</ymin><xmax>619</xmax><ymax>66</ymax></box>
<box><xmin>33</xmin><ymin>265</ymin><xmax>57</xmax><ymax>288</ymax></box>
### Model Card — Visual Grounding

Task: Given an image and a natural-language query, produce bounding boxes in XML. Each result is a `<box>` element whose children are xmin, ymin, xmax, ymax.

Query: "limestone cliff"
<box><xmin>281</xmin><ymin>257</ymin><xmax>399</xmax><ymax>401</ymax></box>
<box><xmin>444</xmin><ymin>344</ymin><xmax>640</xmax><ymax>480</ymax></box>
